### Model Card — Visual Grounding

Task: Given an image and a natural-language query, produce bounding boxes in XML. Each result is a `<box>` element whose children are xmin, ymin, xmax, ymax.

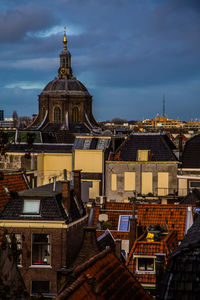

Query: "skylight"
<box><xmin>118</xmin><ymin>215</ymin><xmax>131</xmax><ymax>231</ymax></box>
<box><xmin>23</xmin><ymin>200</ymin><xmax>40</xmax><ymax>214</ymax></box>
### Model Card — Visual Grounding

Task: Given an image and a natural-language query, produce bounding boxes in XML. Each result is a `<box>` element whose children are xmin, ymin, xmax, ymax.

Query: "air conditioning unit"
<box><xmin>95</xmin><ymin>196</ymin><xmax>106</xmax><ymax>205</ymax></box>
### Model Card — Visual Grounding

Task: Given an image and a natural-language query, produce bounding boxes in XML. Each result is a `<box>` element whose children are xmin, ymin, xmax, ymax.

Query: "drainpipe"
<box><xmin>155</xmin><ymin>253</ymin><xmax>165</xmax><ymax>298</ymax></box>
<box><xmin>102</xmin><ymin>150</ymin><xmax>105</xmax><ymax>196</ymax></box>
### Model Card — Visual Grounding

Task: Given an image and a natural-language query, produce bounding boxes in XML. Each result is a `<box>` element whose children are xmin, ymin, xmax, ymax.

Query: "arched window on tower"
<box><xmin>72</xmin><ymin>107</ymin><xmax>79</xmax><ymax>123</ymax></box>
<box><xmin>54</xmin><ymin>106</ymin><xmax>61</xmax><ymax>122</ymax></box>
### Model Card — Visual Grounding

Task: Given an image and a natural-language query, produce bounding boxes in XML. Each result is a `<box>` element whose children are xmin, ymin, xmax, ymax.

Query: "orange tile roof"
<box><xmin>56</xmin><ymin>248</ymin><xmax>152</xmax><ymax>300</ymax></box>
<box><xmin>96</xmin><ymin>230</ymin><xmax>129</xmax><ymax>240</ymax></box>
<box><xmin>93</xmin><ymin>202</ymin><xmax>133</xmax><ymax>230</ymax></box>
<box><xmin>0</xmin><ymin>171</ymin><xmax>29</xmax><ymax>210</ymax></box>
<box><xmin>126</xmin><ymin>230</ymin><xmax>178</xmax><ymax>284</ymax></box>
<box><xmin>137</xmin><ymin>204</ymin><xmax>188</xmax><ymax>241</ymax></box>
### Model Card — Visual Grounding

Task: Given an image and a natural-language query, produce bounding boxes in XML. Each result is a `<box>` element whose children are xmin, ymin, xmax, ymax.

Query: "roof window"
<box><xmin>118</xmin><ymin>215</ymin><xmax>131</xmax><ymax>231</ymax></box>
<box><xmin>23</xmin><ymin>200</ymin><xmax>40</xmax><ymax>214</ymax></box>
<box><xmin>137</xmin><ymin>150</ymin><xmax>150</xmax><ymax>161</ymax></box>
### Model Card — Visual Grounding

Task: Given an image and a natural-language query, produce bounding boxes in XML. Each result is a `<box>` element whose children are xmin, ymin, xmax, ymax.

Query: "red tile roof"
<box><xmin>136</xmin><ymin>204</ymin><xmax>188</xmax><ymax>241</ymax></box>
<box><xmin>0</xmin><ymin>171</ymin><xmax>29</xmax><ymax>210</ymax></box>
<box><xmin>56</xmin><ymin>248</ymin><xmax>152</xmax><ymax>300</ymax></box>
<box><xmin>93</xmin><ymin>202</ymin><xmax>133</xmax><ymax>230</ymax></box>
<box><xmin>126</xmin><ymin>230</ymin><xmax>178</xmax><ymax>285</ymax></box>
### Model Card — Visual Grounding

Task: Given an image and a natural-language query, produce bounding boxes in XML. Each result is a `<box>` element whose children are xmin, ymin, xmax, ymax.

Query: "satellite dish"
<box><xmin>99</xmin><ymin>214</ymin><xmax>108</xmax><ymax>222</ymax></box>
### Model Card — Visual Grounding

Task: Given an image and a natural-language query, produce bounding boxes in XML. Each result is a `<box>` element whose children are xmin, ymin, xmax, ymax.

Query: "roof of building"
<box><xmin>180</xmin><ymin>189</ymin><xmax>200</xmax><ymax>205</ymax></box>
<box><xmin>0</xmin><ymin>181</ymin><xmax>85</xmax><ymax>223</ymax></box>
<box><xmin>181</xmin><ymin>134</ymin><xmax>200</xmax><ymax>168</ymax></box>
<box><xmin>126</xmin><ymin>230</ymin><xmax>178</xmax><ymax>285</ymax></box>
<box><xmin>56</xmin><ymin>248</ymin><xmax>152</xmax><ymax>300</ymax></box>
<box><xmin>42</xmin><ymin>78</ymin><xmax>90</xmax><ymax>96</ymax></box>
<box><xmin>6</xmin><ymin>143</ymin><xmax>73</xmax><ymax>153</ymax></box>
<box><xmin>111</xmin><ymin>133</ymin><xmax>177</xmax><ymax>161</ymax></box>
<box><xmin>0</xmin><ymin>170</ymin><xmax>29</xmax><ymax>211</ymax></box>
<box><xmin>74</xmin><ymin>137</ymin><xmax>111</xmax><ymax>150</ymax></box>
<box><xmin>158</xmin><ymin>214</ymin><xmax>200</xmax><ymax>300</ymax></box>
<box><xmin>71</xmin><ymin>227</ymin><xmax>101</xmax><ymax>269</ymax></box>
<box><xmin>136</xmin><ymin>204</ymin><xmax>189</xmax><ymax>241</ymax></box>
<box><xmin>92</xmin><ymin>202</ymin><xmax>133</xmax><ymax>230</ymax></box>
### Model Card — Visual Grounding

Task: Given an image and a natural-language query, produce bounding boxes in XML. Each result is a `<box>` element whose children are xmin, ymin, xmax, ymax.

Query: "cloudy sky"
<box><xmin>0</xmin><ymin>0</ymin><xmax>200</xmax><ymax>121</ymax></box>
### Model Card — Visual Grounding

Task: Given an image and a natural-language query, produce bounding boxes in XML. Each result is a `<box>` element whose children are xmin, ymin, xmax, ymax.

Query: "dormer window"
<box><xmin>137</xmin><ymin>150</ymin><xmax>150</xmax><ymax>161</ymax></box>
<box><xmin>23</xmin><ymin>200</ymin><xmax>40</xmax><ymax>215</ymax></box>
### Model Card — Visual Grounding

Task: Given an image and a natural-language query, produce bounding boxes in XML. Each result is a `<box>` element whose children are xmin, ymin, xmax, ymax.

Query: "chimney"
<box><xmin>62</xmin><ymin>181</ymin><xmax>70</xmax><ymax>215</ymax></box>
<box><xmin>73</xmin><ymin>170</ymin><xmax>82</xmax><ymax>205</ymax></box>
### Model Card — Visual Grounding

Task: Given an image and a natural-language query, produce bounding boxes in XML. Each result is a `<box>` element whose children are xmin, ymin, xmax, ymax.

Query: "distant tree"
<box><xmin>111</xmin><ymin>118</ymin><xmax>127</xmax><ymax>124</ymax></box>
<box><xmin>19</xmin><ymin>116</ymin><xmax>32</xmax><ymax>129</ymax></box>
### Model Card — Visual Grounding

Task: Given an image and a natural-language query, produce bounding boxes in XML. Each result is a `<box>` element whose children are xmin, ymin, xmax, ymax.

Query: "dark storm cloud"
<box><xmin>0</xmin><ymin>0</ymin><xmax>200</xmax><ymax>121</ymax></box>
<box><xmin>0</xmin><ymin>3</ymin><xmax>57</xmax><ymax>43</ymax></box>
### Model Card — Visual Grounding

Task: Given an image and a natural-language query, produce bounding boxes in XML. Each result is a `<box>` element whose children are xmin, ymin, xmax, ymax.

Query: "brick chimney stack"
<box><xmin>62</xmin><ymin>181</ymin><xmax>70</xmax><ymax>215</ymax></box>
<box><xmin>73</xmin><ymin>170</ymin><xmax>82</xmax><ymax>205</ymax></box>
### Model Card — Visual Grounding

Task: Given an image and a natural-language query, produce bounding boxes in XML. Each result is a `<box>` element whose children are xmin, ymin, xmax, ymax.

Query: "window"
<box><xmin>189</xmin><ymin>181</ymin><xmax>200</xmax><ymax>189</ymax></box>
<box><xmin>32</xmin><ymin>234</ymin><xmax>51</xmax><ymax>265</ymax></box>
<box><xmin>118</xmin><ymin>215</ymin><xmax>131</xmax><ymax>231</ymax></box>
<box><xmin>23</xmin><ymin>200</ymin><xmax>40</xmax><ymax>214</ymax></box>
<box><xmin>54</xmin><ymin>106</ymin><xmax>61</xmax><ymax>122</ymax></box>
<box><xmin>137</xmin><ymin>257</ymin><xmax>155</xmax><ymax>272</ymax></box>
<box><xmin>72</xmin><ymin>106</ymin><xmax>79</xmax><ymax>123</ymax></box>
<box><xmin>142</xmin><ymin>172</ymin><xmax>153</xmax><ymax>194</ymax></box>
<box><xmin>111</xmin><ymin>174</ymin><xmax>117</xmax><ymax>191</ymax></box>
<box><xmin>6</xmin><ymin>233</ymin><xmax>22</xmax><ymax>265</ymax></box>
<box><xmin>124</xmin><ymin>172</ymin><xmax>135</xmax><ymax>191</ymax></box>
<box><xmin>137</xmin><ymin>150</ymin><xmax>150</xmax><ymax>161</ymax></box>
<box><xmin>158</xmin><ymin>172</ymin><xmax>169</xmax><ymax>196</ymax></box>
<box><xmin>32</xmin><ymin>281</ymin><xmax>50</xmax><ymax>295</ymax></box>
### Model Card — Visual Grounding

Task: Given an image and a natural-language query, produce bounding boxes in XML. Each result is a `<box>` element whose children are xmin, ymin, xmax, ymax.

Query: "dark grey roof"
<box><xmin>182</xmin><ymin>134</ymin><xmax>200</xmax><ymax>168</ymax></box>
<box><xmin>158</xmin><ymin>214</ymin><xmax>200</xmax><ymax>300</ymax></box>
<box><xmin>97</xmin><ymin>229</ymin><xmax>116</xmax><ymax>251</ymax></box>
<box><xmin>6</xmin><ymin>143</ymin><xmax>73</xmax><ymax>153</ymax></box>
<box><xmin>74</xmin><ymin>137</ymin><xmax>110</xmax><ymax>150</ymax></box>
<box><xmin>180</xmin><ymin>189</ymin><xmax>200</xmax><ymax>205</ymax></box>
<box><xmin>0</xmin><ymin>181</ymin><xmax>85</xmax><ymax>223</ymax></box>
<box><xmin>42</xmin><ymin>78</ymin><xmax>89</xmax><ymax>96</ymax></box>
<box><xmin>113</xmin><ymin>133</ymin><xmax>177</xmax><ymax>161</ymax></box>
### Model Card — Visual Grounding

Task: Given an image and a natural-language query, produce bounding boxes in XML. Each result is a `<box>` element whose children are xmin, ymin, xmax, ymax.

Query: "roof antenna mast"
<box><xmin>163</xmin><ymin>94</ymin><xmax>166</xmax><ymax>117</ymax></box>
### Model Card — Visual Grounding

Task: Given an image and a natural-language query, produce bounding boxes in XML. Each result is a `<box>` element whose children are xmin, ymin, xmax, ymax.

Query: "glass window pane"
<box><xmin>23</xmin><ymin>200</ymin><xmax>40</xmax><ymax>214</ymax></box>
<box><xmin>32</xmin><ymin>234</ymin><xmax>51</xmax><ymax>265</ymax></box>
<box><xmin>118</xmin><ymin>215</ymin><xmax>131</xmax><ymax>231</ymax></box>
<box><xmin>32</xmin><ymin>281</ymin><xmax>49</xmax><ymax>294</ymax></box>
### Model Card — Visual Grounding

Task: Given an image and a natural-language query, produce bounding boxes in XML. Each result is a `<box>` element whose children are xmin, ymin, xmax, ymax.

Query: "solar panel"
<box><xmin>118</xmin><ymin>215</ymin><xmax>131</xmax><ymax>231</ymax></box>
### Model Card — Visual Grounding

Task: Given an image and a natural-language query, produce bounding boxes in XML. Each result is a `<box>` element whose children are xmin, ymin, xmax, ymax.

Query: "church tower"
<box><xmin>31</xmin><ymin>29</ymin><xmax>99</xmax><ymax>133</ymax></box>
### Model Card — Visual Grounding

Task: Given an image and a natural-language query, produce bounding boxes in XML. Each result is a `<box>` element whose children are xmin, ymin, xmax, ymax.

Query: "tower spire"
<box><xmin>63</xmin><ymin>27</ymin><xmax>67</xmax><ymax>51</ymax></box>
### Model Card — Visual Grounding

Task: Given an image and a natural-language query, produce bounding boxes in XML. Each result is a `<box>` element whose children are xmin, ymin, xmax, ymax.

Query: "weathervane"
<box><xmin>63</xmin><ymin>26</ymin><xmax>67</xmax><ymax>50</ymax></box>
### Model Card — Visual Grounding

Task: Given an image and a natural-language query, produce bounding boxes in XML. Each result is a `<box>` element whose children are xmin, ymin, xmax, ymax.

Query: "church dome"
<box><xmin>41</xmin><ymin>78</ymin><xmax>90</xmax><ymax>96</ymax></box>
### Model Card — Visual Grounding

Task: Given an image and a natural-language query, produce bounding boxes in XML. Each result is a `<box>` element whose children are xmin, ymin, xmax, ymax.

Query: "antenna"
<box><xmin>163</xmin><ymin>94</ymin><xmax>166</xmax><ymax>117</ymax></box>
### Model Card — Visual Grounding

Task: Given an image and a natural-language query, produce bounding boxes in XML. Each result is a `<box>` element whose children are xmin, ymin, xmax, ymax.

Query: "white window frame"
<box><xmin>135</xmin><ymin>255</ymin><xmax>156</xmax><ymax>274</ymax></box>
<box><xmin>23</xmin><ymin>199</ymin><xmax>40</xmax><ymax>215</ymax></box>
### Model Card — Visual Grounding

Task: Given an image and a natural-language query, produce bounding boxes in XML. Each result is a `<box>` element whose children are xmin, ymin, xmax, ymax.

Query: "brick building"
<box><xmin>0</xmin><ymin>172</ymin><xmax>88</xmax><ymax>297</ymax></box>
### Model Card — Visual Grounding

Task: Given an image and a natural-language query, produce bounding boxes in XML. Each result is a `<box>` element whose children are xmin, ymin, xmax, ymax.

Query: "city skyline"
<box><xmin>0</xmin><ymin>0</ymin><xmax>200</xmax><ymax>121</ymax></box>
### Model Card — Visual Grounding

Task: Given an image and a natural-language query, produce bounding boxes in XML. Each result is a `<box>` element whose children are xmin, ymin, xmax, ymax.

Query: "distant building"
<box><xmin>106</xmin><ymin>133</ymin><xmax>178</xmax><ymax>202</ymax></box>
<box><xmin>0</xmin><ymin>109</ymin><xmax>4</xmax><ymax>121</ymax></box>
